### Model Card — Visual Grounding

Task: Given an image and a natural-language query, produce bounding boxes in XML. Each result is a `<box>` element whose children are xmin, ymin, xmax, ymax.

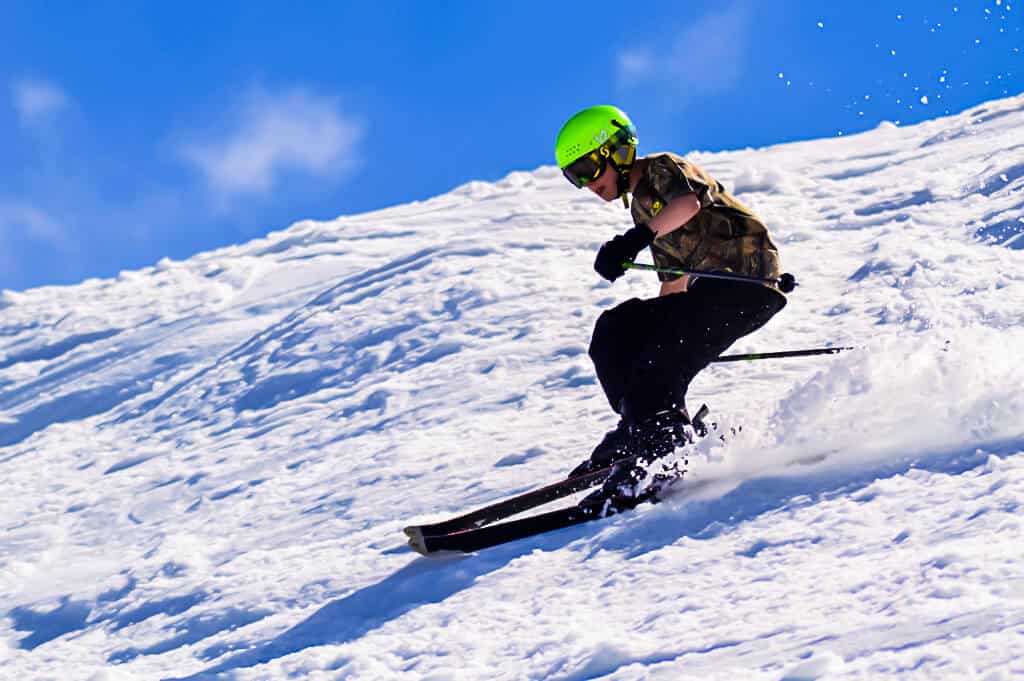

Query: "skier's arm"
<box><xmin>649</xmin><ymin>193</ymin><xmax>702</xmax><ymax>295</ymax></box>
<box><xmin>659</xmin><ymin>276</ymin><xmax>690</xmax><ymax>296</ymax></box>
<box><xmin>648</xmin><ymin>193</ymin><xmax>701</xmax><ymax>237</ymax></box>
<box><xmin>594</xmin><ymin>193</ymin><xmax>702</xmax><ymax>284</ymax></box>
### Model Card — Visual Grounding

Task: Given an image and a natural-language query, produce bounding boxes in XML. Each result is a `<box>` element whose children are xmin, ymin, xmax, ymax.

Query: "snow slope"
<box><xmin>2</xmin><ymin>94</ymin><xmax>1024</xmax><ymax>681</ymax></box>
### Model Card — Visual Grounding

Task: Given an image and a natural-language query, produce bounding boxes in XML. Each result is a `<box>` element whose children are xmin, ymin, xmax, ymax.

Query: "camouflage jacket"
<box><xmin>630</xmin><ymin>152</ymin><xmax>782</xmax><ymax>290</ymax></box>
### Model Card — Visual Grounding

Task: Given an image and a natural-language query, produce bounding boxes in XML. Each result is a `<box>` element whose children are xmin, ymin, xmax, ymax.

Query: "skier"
<box><xmin>555</xmin><ymin>105</ymin><xmax>787</xmax><ymax>504</ymax></box>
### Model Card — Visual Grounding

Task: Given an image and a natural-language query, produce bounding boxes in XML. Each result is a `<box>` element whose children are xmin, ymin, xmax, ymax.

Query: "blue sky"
<box><xmin>1</xmin><ymin>1</ymin><xmax>1020</xmax><ymax>291</ymax></box>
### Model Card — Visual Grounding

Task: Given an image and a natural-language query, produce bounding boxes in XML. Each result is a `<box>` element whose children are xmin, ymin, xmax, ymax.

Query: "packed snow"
<box><xmin>1</xmin><ymin>95</ymin><xmax>1023</xmax><ymax>680</ymax></box>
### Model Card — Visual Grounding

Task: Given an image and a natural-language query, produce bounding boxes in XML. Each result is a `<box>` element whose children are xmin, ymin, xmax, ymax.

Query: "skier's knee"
<box><xmin>590</xmin><ymin>303</ymin><xmax>634</xmax><ymax>350</ymax></box>
<box><xmin>589</xmin><ymin>310</ymin><xmax>617</xmax><ymax>359</ymax></box>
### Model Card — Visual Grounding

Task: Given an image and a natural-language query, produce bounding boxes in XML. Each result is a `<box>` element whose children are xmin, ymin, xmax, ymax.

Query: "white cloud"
<box><xmin>0</xmin><ymin>202</ymin><xmax>70</xmax><ymax>249</ymax></box>
<box><xmin>0</xmin><ymin>202</ymin><xmax>75</xmax><ymax>288</ymax></box>
<box><xmin>11</xmin><ymin>79</ymin><xmax>68</xmax><ymax>121</ymax></box>
<box><xmin>615</xmin><ymin>2</ymin><xmax>753</xmax><ymax>96</ymax></box>
<box><xmin>618</xmin><ymin>51</ymin><xmax>656</xmax><ymax>77</ymax></box>
<box><xmin>180</xmin><ymin>88</ymin><xmax>364</xmax><ymax>198</ymax></box>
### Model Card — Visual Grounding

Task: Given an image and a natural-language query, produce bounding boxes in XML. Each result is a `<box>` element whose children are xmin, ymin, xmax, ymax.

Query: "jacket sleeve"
<box><xmin>643</xmin><ymin>156</ymin><xmax>714</xmax><ymax>282</ymax></box>
<box><xmin>644</xmin><ymin>155</ymin><xmax>715</xmax><ymax>214</ymax></box>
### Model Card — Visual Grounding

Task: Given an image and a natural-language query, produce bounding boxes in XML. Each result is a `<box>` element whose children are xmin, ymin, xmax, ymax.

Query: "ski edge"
<box><xmin>402</xmin><ymin>461</ymin><xmax>617</xmax><ymax>538</ymax></box>
<box><xmin>410</xmin><ymin>473</ymin><xmax>684</xmax><ymax>555</ymax></box>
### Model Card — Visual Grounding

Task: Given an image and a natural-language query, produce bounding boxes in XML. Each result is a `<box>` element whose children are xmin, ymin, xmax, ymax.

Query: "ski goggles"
<box><xmin>561</xmin><ymin>127</ymin><xmax>638</xmax><ymax>188</ymax></box>
<box><xmin>562</xmin><ymin>150</ymin><xmax>608</xmax><ymax>188</ymax></box>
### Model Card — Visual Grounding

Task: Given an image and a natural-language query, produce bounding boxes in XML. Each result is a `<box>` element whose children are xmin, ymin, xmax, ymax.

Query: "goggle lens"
<box><xmin>561</xmin><ymin>124</ymin><xmax>637</xmax><ymax>188</ymax></box>
<box><xmin>562</xmin><ymin>152</ymin><xmax>607</xmax><ymax>188</ymax></box>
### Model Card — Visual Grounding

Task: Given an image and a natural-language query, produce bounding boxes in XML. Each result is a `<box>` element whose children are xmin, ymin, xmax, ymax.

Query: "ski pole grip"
<box><xmin>777</xmin><ymin>273</ymin><xmax>797</xmax><ymax>294</ymax></box>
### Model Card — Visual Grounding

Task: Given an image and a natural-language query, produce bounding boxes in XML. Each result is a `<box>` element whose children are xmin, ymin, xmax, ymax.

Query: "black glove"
<box><xmin>594</xmin><ymin>223</ymin><xmax>656</xmax><ymax>282</ymax></box>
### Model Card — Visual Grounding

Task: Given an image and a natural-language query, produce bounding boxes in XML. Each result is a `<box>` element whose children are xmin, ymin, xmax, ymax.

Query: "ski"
<box><xmin>403</xmin><ymin>460</ymin><xmax>625</xmax><ymax>538</ymax></box>
<box><xmin>402</xmin><ymin>404</ymin><xmax>711</xmax><ymax>539</ymax></box>
<box><xmin>406</xmin><ymin>475</ymin><xmax>681</xmax><ymax>555</ymax></box>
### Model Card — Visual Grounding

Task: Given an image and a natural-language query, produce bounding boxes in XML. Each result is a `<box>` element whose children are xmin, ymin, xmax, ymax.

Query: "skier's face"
<box><xmin>585</xmin><ymin>163</ymin><xmax>619</xmax><ymax>202</ymax></box>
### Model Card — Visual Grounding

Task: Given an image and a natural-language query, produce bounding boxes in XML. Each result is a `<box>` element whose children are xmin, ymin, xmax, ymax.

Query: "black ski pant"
<box><xmin>588</xmin><ymin>278</ymin><xmax>786</xmax><ymax>425</ymax></box>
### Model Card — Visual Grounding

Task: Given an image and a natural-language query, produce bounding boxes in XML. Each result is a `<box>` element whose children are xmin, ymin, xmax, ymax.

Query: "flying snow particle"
<box><xmin>920</xmin><ymin>95</ymin><xmax>930</xmax><ymax>104</ymax></box>
<box><xmin>817</xmin><ymin>21</ymin><xmax>825</xmax><ymax>28</ymax></box>
<box><xmin>778</xmin><ymin>72</ymin><xmax>785</xmax><ymax>79</ymax></box>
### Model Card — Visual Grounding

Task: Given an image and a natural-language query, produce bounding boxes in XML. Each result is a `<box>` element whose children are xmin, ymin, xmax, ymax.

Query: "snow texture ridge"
<box><xmin>1</xmin><ymin>94</ymin><xmax>1023</xmax><ymax>680</ymax></box>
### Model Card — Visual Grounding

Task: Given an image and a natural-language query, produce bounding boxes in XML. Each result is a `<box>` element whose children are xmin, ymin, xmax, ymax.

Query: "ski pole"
<box><xmin>713</xmin><ymin>347</ymin><xmax>854</xmax><ymax>363</ymax></box>
<box><xmin>623</xmin><ymin>262</ymin><xmax>797</xmax><ymax>293</ymax></box>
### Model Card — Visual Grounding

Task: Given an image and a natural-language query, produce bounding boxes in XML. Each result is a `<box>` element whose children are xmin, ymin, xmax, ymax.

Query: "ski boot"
<box><xmin>580</xmin><ymin>408</ymin><xmax>695</xmax><ymax>513</ymax></box>
<box><xmin>567</xmin><ymin>419</ymin><xmax>637</xmax><ymax>478</ymax></box>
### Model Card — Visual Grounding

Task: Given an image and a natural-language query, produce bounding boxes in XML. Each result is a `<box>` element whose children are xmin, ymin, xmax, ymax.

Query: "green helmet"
<box><xmin>555</xmin><ymin>105</ymin><xmax>638</xmax><ymax>196</ymax></box>
<box><xmin>554</xmin><ymin>105</ymin><xmax>637</xmax><ymax>169</ymax></box>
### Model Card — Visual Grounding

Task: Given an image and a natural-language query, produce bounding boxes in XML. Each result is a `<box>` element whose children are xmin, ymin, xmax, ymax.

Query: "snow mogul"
<box><xmin>555</xmin><ymin>105</ymin><xmax>787</xmax><ymax>504</ymax></box>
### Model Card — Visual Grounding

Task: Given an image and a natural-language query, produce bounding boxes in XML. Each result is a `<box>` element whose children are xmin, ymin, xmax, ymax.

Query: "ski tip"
<box><xmin>405</xmin><ymin>526</ymin><xmax>430</xmax><ymax>556</ymax></box>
